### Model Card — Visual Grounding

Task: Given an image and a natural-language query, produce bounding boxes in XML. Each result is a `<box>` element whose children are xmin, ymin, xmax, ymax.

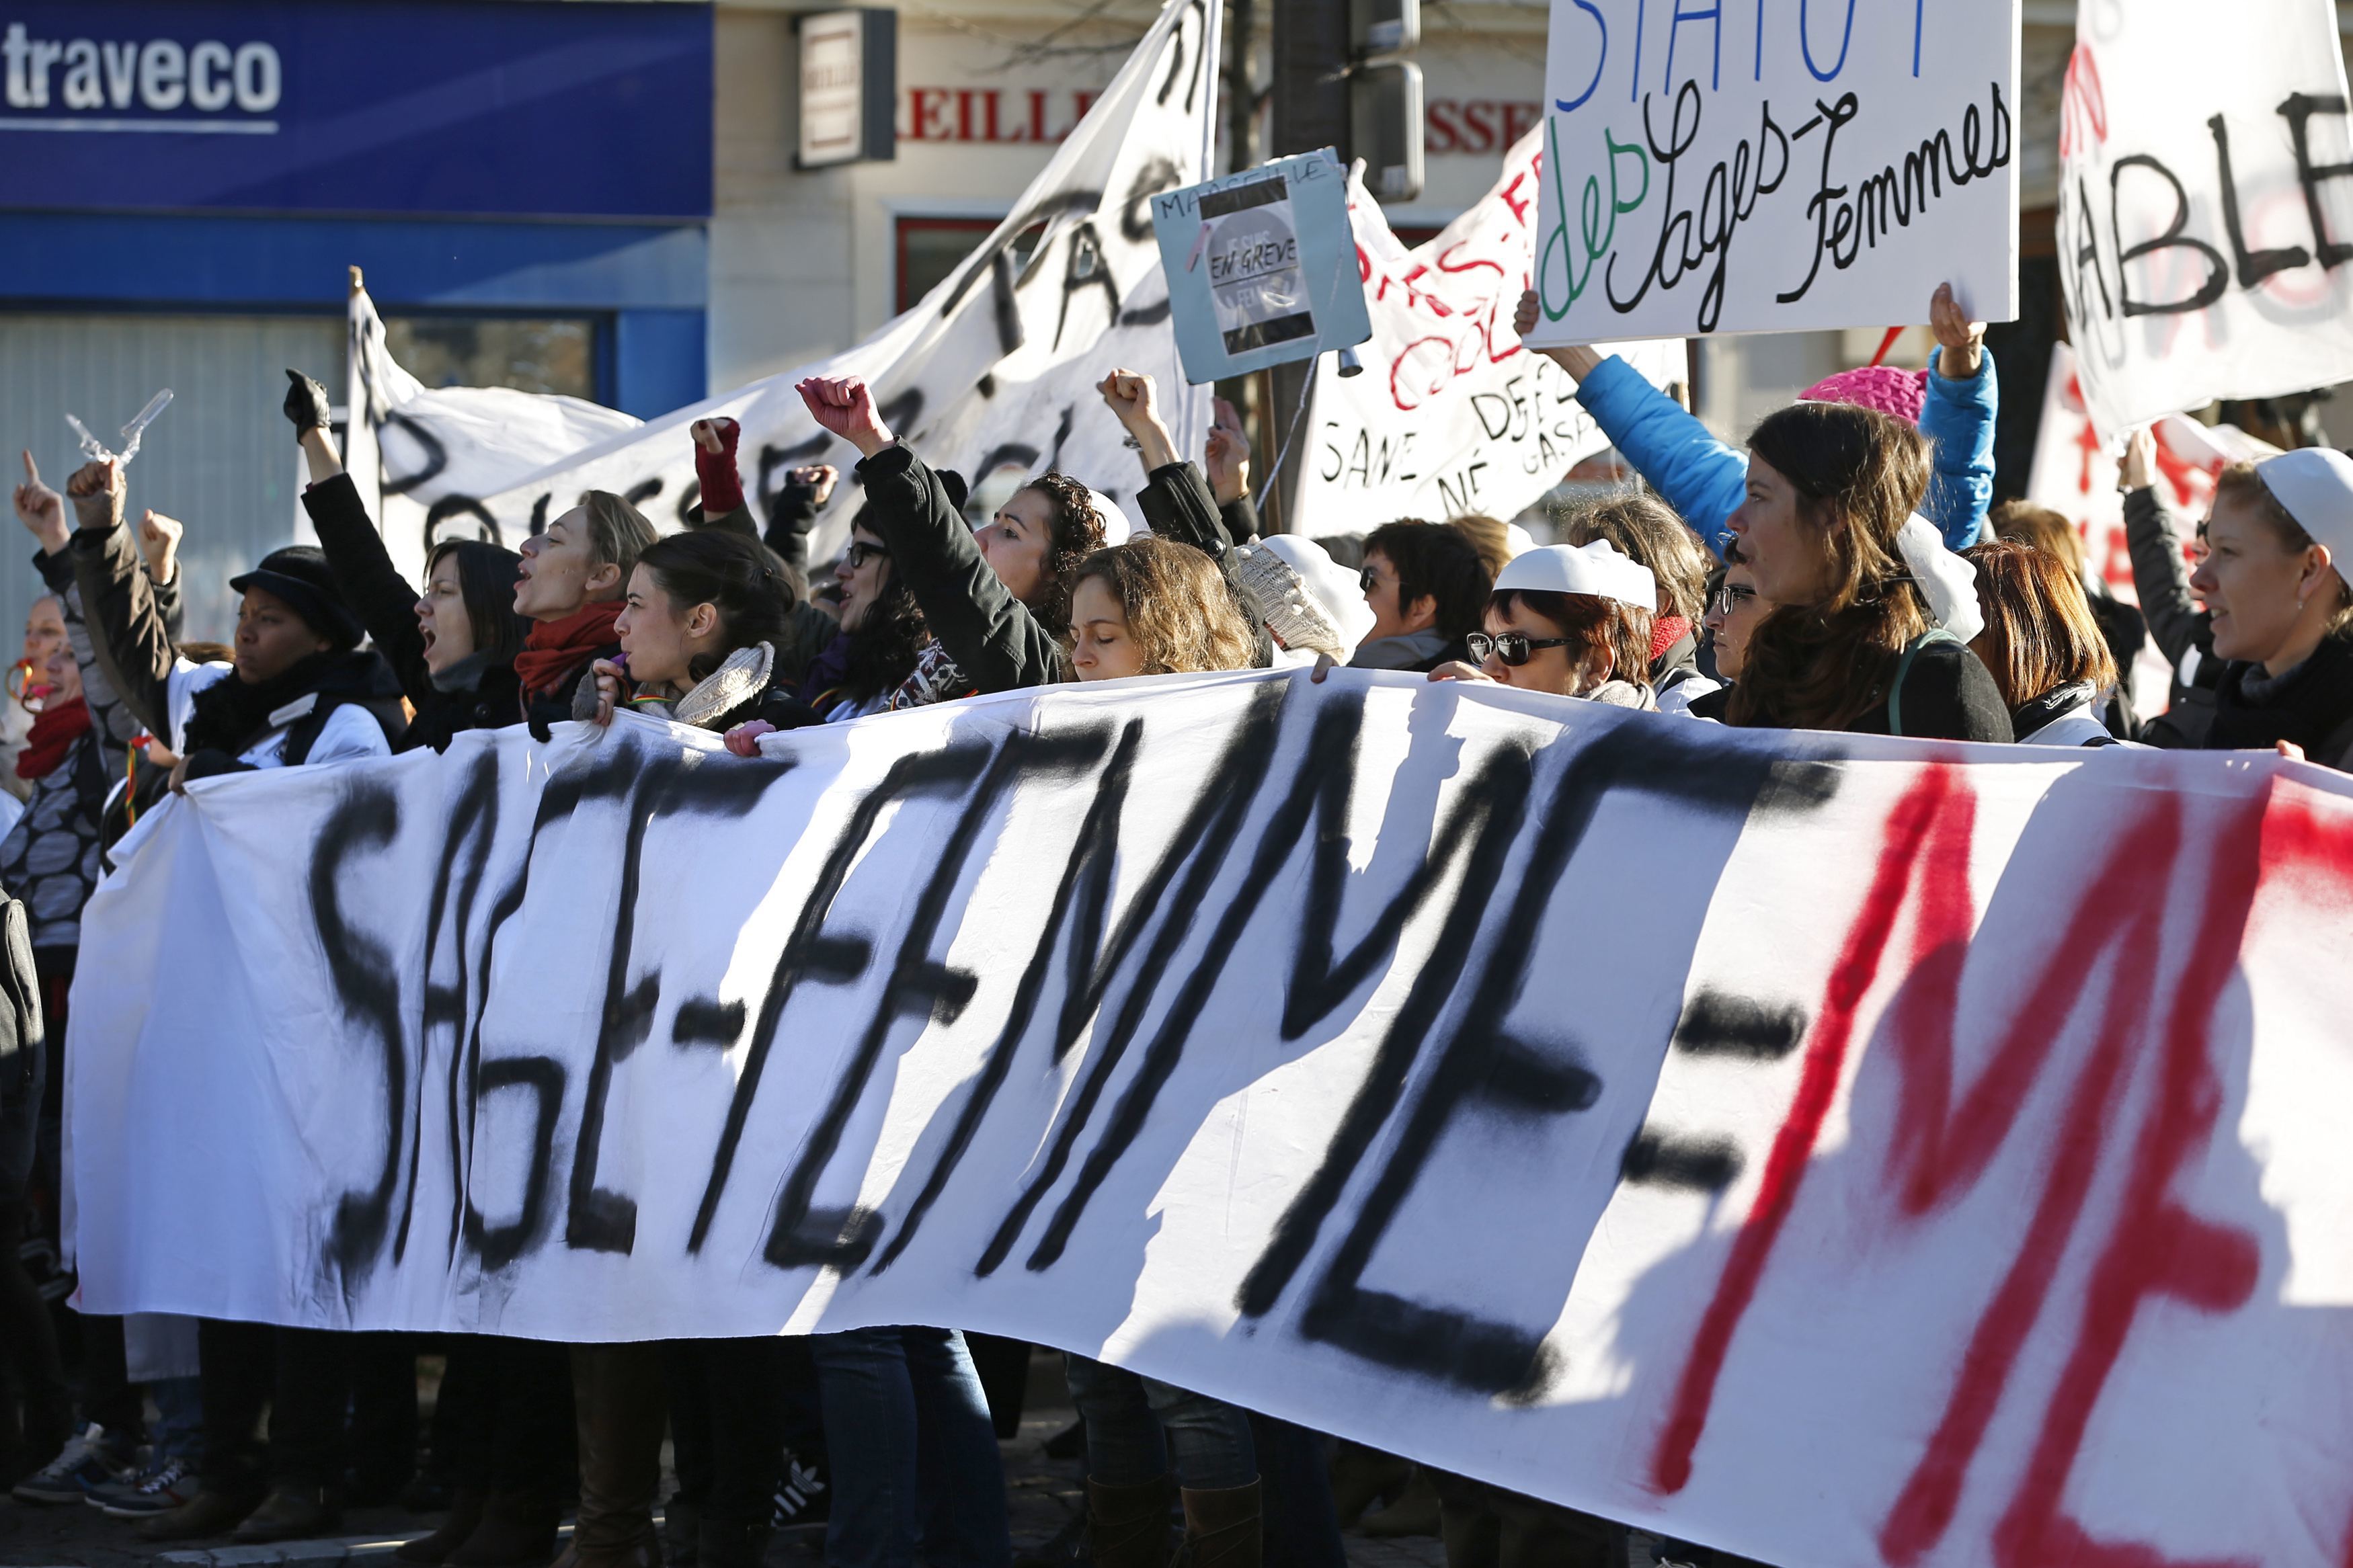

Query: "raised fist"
<box><xmin>795</xmin><ymin>376</ymin><xmax>895</xmax><ymax>459</ymax></box>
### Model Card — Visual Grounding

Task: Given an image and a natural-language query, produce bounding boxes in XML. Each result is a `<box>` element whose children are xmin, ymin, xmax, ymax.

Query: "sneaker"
<box><xmin>768</xmin><ymin>1447</ymin><xmax>829</xmax><ymax>1533</ymax></box>
<box><xmin>12</xmin><ymin>1423</ymin><xmax>138</xmax><ymax>1504</ymax></box>
<box><xmin>90</xmin><ymin>1455</ymin><xmax>196</xmax><ymax>1518</ymax></box>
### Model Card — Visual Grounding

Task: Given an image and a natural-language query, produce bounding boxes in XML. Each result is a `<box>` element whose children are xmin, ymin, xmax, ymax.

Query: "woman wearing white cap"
<box><xmin>2188</xmin><ymin>449</ymin><xmax>2353</xmax><ymax>768</ymax></box>
<box><xmin>1429</xmin><ymin>538</ymin><xmax>1661</xmax><ymax>708</ymax></box>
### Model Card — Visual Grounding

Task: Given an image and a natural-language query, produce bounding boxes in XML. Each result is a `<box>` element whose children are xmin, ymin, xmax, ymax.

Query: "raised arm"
<box><xmin>2120</xmin><ymin>428</ymin><xmax>2211</xmax><ymax>668</ymax></box>
<box><xmin>764</xmin><ymin>464</ymin><xmax>836</xmax><ymax>581</ymax></box>
<box><xmin>1514</xmin><ymin>290</ymin><xmax>1747</xmax><ymax>553</ymax></box>
<box><xmin>1101</xmin><ymin>370</ymin><xmax>1236</xmax><ymax>559</ymax></box>
<box><xmin>58</xmin><ymin>458</ymin><xmax>175</xmax><ymax>740</ymax></box>
<box><xmin>1918</xmin><ymin>282</ymin><xmax>1997</xmax><ymax>549</ymax></box>
<box><xmin>284</xmin><ymin>370</ymin><xmax>432</xmax><ymax>700</ymax></box>
<box><xmin>799</xmin><ymin>374</ymin><xmax>1060</xmax><ymax>693</ymax></box>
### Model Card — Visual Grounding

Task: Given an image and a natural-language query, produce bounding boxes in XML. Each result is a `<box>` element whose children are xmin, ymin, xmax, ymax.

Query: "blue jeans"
<box><xmin>809</xmin><ymin>1327</ymin><xmax>1009</xmax><ymax>1568</ymax></box>
<box><xmin>149</xmin><ymin>1375</ymin><xmax>204</xmax><ymax>1466</ymax></box>
<box><xmin>1062</xmin><ymin>1356</ymin><xmax>1256</xmax><ymax>1491</ymax></box>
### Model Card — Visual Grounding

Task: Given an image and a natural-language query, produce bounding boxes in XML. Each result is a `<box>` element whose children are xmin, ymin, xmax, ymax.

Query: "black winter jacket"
<box><xmin>2202</xmin><ymin>634</ymin><xmax>2353</xmax><ymax>771</ymax></box>
<box><xmin>2123</xmin><ymin>485</ymin><xmax>2222</xmax><ymax>748</ymax></box>
<box><xmin>303</xmin><ymin>474</ymin><xmax>523</xmax><ymax>753</ymax></box>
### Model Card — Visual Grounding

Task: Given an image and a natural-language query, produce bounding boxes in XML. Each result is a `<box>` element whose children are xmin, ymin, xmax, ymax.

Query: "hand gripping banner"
<box><xmin>68</xmin><ymin>671</ymin><xmax>2353</xmax><ymax>1567</ymax></box>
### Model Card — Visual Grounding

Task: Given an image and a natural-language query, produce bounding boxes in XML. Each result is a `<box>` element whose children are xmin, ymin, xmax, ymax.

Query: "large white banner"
<box><xmin>2057</xmin><ymin>0</ymin><xmax>2353</xmax><ymax>439</ymax></box>
<box><xmin>1292</xmin><ymin>131</ymin><xmax>1683</xmax><ymax>533</ymax></box>
<box><xmin>1525</xmin><ymin>0</ymin><xmax>2020</xmax><ymax>345</ymax></box>
<box><xmin>342</xmin><ymin>0</ymin><xmax>1216</xmax><ymax>569</ymax></box>
<box><xmin>70</xmin><ymin>671</ymin><xmax>2353</xmax><ymax>1568</ymax></box>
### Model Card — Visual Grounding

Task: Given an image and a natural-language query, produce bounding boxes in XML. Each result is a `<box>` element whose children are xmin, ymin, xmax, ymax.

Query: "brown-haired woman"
<box><xmin>1961</xmin><ymin>540</ymin><xmax>2123</xmax><ymax>746</ymax></box>
<box><xmin>1724</xmin><ymin>403</ymin><xmax>2011</xmax><ymax>741</ymax></box>
<box><xmin>1430</xmin><ymin>540</ymin><xmax>1661</xmax><ymax>706</ymax></box>
<box><xmin>512</xmin><ymin>491</ymin><xmax>659</xmax><ymax>731</ymax></box>
<box><xmin>1564</xmin><ymin>493</ymin><xmax>1716</xmax><ymax>706</ymax></box>
<box><xmin>1067</xmin><ymin>537</ymin><xmax>1258</xmax><ymax>681</ymax></box>
<box><xmin>795</xmin><ymin>374</ymin><xmax>1105</xmax><ymax>694</ymax></box>
<box><xmin>2185</xmin><ymin>450</ymin><xmax>2353</xmax><ymax>769</ymax></box>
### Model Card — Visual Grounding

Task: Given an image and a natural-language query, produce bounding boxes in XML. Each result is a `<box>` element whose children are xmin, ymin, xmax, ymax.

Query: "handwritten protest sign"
<box><xmin>1524</xmin><ymin>0</ymin><xmax>2020</xmax><ymax>345</ymax></box>
<box><xmin>1293</xmin><ymin>132</ymin><xmax>1682</xmax><ymax>533</ymax></box>
<box><xmin>2056</xmin><ymin>0</ymin><xmax>2353</xmax><ymax>438</ymax></box>
<box><xmin>1152</xmin><ymin>152</ymin><xmax>1371</xmax><ymax>382</ymax></box>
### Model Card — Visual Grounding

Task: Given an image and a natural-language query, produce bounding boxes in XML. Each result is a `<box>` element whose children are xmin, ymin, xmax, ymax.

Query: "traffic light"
<box><xmin>1348</xmin><ymin>0</ymin><xmax>1421</xmax><ymax>202</ymax></box>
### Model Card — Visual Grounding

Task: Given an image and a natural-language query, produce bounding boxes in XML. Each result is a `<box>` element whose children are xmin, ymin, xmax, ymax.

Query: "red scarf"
<box><xmin>1649</xmin><ymin>613</ymin><xmax>1692</xmax><ymax>664</ymax></box>
<box><xmin>16</xmin><ymin>696</ymin><xmax>90</xmax><ymax>780</ymax></box>
<box><xmin>512</xmin><ymin>602</ymin><xmax>623</xmax><ymax>699</ymax></box>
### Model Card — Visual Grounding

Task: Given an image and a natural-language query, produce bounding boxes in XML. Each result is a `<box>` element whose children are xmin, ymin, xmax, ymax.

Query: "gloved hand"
<box><xmin>691</xmin><ymin>417</ymin><xmax>744</xmax><ymax>515</ymax></box>
<box><xmin>283</xmin><ymin>370</ymin><xmax>333</xmax><ymax>435</ymax></box>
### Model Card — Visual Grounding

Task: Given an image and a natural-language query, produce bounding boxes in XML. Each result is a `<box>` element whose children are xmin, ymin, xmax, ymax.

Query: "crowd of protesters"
<box><xmin>2</xmin><ymin>265</ymin><xmax>2351</xmax><ymax>1568</ymax></box>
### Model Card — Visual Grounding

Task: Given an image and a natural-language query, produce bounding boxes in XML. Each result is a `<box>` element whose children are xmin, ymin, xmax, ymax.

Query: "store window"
<box><xmin>384</xmin><ymin>316</ymin><xmax>596</xmax><ymax>399</ymax></box>
<box><xmin>895</xmin><ymin>217</ymin><xmax>1044</xmax><ymax>316</ymax></box>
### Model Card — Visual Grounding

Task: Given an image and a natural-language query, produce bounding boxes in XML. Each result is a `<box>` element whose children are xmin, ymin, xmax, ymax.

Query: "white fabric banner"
<box><xmin>2056</xmin><ymin>0</ymin><xmax>2353</xmax><ymax>439</ymax></box>
<box><xmin>69</xmin><ymin>670</ymin><xmax>2353</xmax><ymax>1568</ymax></box>
<box><xmin>1524</xmin><ymin>0</ymin><xmax>2020</xmax><ymax>345</ymax></box>
<box><xmin>338</xmin><ymin>0</ymin><xmax>1216</xmax><ymax>569</ymax></box>
<box><xmin>1291</xmin><ymin>131</ymin><xmax>1683</xmax><ymax>534</ymax></box>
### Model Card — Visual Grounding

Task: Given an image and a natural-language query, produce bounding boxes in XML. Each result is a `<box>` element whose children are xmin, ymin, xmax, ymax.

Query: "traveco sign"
<box><xmin>0</xmin><ymin>1</ymin><xmax>712</xmax><ymax>220</ymax></box>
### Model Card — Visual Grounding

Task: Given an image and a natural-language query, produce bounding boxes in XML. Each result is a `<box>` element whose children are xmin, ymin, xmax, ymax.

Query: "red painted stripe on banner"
<box><xmin>1649</xmin><ymin>766</ymin><xmax>1962</xmax><ymax>1495</ymax></box>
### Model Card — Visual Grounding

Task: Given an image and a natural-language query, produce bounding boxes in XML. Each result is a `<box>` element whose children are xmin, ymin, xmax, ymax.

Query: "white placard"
<box><xmin>1524</xmin><ymin>0</ymin><xmax>2020</xmax><ymax>345</ymax></box>
<box><xmin>2056</xmin><ymin>0</ymin><xmax>2353</xmax><ymax>438</ymax></box>
<box><xmin>1293</xmin><ymin>128</ymin><xmax>1682</xmax><ymax>532</ymax></box>
<box><xmin>69</xmin><ymin>670</ymin><xmax>2353</xmax><ymax>1568</ymax></box>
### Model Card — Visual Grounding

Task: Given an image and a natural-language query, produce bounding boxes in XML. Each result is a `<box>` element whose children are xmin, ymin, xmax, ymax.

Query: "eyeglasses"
<box><xmin>1710</xmin><ymin>581</ymin><xmax>1758</xmax><ymax>616</ymax></box>
<box><xmin>843</xmin><ymin>541</ymin><xmax>891</xmax><ymax>571</ymax></box>
<box><xmin>1466</xmin><ymin>631</ymin><xmax>1570</xmax><ymax>667</ymax></box>
<box><xmin>1359</xmin><ymin>566</ymin><xmax>1383</xmax><ymax>594</ymax></box>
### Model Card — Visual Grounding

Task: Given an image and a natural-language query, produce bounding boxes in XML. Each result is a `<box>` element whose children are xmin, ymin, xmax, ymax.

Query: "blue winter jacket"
<box><xmin>1572</xmin><ymin>347</ymin><xmax>1998</xmax><ymax>557</ymax></box>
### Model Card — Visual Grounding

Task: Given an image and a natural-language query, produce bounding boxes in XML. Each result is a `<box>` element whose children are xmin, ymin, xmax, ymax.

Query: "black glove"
<box><xmin>283</xmin><ymin>369</ymin><xmax>333</xmax><ymax>435</ymax></box>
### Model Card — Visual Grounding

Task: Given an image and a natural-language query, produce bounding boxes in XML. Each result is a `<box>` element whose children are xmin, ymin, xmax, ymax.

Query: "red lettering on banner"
<box><xmin>1499</xmin><ymin>169</ymin><xmax>1536</xmax><ymax>228</ymax></box>
<box><xmin>1650</xmin><ymin>766</ymin><xmax>1964</xmax><ymax>1496</ymax></box>
<box><xmin>1649</xmin><ymin>766</ymin><xmax>2274</xmax><ymax>1567</ymax></box>
<box><xmin>898</xmin><ymin>89</ymin><xmax>1099</xmax><ymax>143</ymax></box>
<box><xmin>955</xmin><ymin>88</ymin><xmax>975</xmax><ymax>141</ymax></box>
<box><xmin>1435</xmin><ymin>239</ymin><xmax>1507</xmax><ymax>282</ymax></box>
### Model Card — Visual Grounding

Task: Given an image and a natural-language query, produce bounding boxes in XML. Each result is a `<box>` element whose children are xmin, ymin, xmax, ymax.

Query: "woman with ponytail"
<box><xmin>1724</xmin><ymin>402</ymin><xmax>2011</xmax><ymax>741</ymax></box>
<box><xmin>590</xmin><ymin>530</ymin><xmax>820</xmax><ymax>737</ymax></box>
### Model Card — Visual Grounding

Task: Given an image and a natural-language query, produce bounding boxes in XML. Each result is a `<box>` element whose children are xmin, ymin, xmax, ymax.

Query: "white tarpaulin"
<box><xmin>69</xmin><ymin>670</ymin><xmax>2353</xmax><ymax>1568</ymax></box>
<box><xmin>1524</xmin><ymin>0</ymin><xmax>2020</xmax><ymax>345</ymax></box>
<box><xmin>339</xmin><ymin>0</ymin><xmax>1215</xmax><ymax>569</ymax></box>
<box><xmin>1291</xmin><ymin>130</ymin><xmax>1683</xmax><ymax>534</ymax></box>
<box><xmin>2056</xmin><ymin>0</ymin><xmax>2353</xmax><ymax>438</ymax></box>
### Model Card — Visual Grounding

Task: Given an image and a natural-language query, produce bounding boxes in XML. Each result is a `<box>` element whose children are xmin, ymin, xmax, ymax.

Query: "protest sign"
<box><xmin>2057</xmin><ymin>0</ymin><xmax>2353</xmax><ymax>440</ymax></box>
<box><xmin>1291</xmin><ymin>129</ymin><xmax>1683</xmax><ymax>532</ymax></box>
<box><xmin>71</xmin><ymin>670</ymin><xmax>2353</xmax><ymax>1568</ymax></box>
<box><xmin>1152</xmin><ymin>151</ymin><xmax>1371</xmax><ymax>382</ymax></box>
<box><xmin>338</xmin><ymin>0</ymin><xmax>1217</xmax><ymax>571</ymax></box>
<box><xmin>1523</xmin><ymin>0</ymin><xmax>2020</xmax><ymax>345</ymax></box>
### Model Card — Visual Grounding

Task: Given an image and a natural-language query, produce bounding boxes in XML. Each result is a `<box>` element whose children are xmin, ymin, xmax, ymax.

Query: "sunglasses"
<box><xmin>1466</xmin><ymin>631</ymin><xmax>1570</xmax><ymax>667</ymax></box>
<box><xmin>1359</xmin><ymin>565</ymin><xmax>1383</xmax><ymax>594</ymax></box>
<box><xmin>1711</xmin><ymin>581</ymin><xmax>1757</xmax><ymax>616</ymax></box>
<box><xmin>843</xmin><ymin>541</ymin><xmax>891</xmax><ymax>571</ymax></box>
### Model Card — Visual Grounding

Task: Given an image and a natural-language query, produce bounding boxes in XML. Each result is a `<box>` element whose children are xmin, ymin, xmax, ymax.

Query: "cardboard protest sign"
<box><xmin>71</xmin><ymin>669</ymin><xmax>2353</xmax><ymax>1568</ymax></box>
<box><xmin>2056</xmin><ymin>0</ymin><xmax>2353</xmax><ymax>438</ymax></box>
<box><xmin>1524</xmin><ymin>0</ymin><xmax>2020</xmax><ymax>345</ymax></box>
<box><xmin>1152</xmin><ymin>152</ymin><xmax>1371</xmax><ymax>382</ymax></box>
<box><xmin>1292</xmin><ymin>131</ymin><xmax>1682</xmax><ymax>532</ymax></box>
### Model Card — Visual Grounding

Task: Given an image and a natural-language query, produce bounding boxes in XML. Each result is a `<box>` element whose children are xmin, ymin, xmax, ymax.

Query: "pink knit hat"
<box><xmin>1799</xmin><ymin>364</ymin><xmax>1930</xmax><ymax>424</ymax></box>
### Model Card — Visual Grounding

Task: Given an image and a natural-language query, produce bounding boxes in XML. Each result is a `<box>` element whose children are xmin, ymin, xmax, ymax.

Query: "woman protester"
<box><xmin>1348</xmin><ymin>520</ymin><xmax>1494</xmax><ymax>673</ymax></box>
<box><xmin>1720</xmin><ymin>403</ymin><xmax>2012</xmax><ymax>742</ymax></box>
<box><xmin>2182</xmin><ymin>450</ymin><xmax>2353</xmax><ymax>770</ymax></box>
<box><xmin>1562</xmin><ymin>494</ymin><xmax>1718</xmax><ymax>708</ymax></box>
<box><xmin>590</xmin><ymin>529</ymin><xmax>820</xmax><ymax>739</ymax></box>
<box><xmin>1962</xmin><ymin>540</ymin><xmax>2126</xmax><ymax>746</ymax></box>
<box><xmin>58</xmin><ymin>456</ymin><xmax>401</xmax><ymax>1545</ymax></box>
<box><xmin>284</xmin><ymin>372</ymin><xmax>532</xmax><ymax>753</ymax></box>
<box><xmin>512</xmin><ymin>491</ymin><xmax>658</xmax><ymax>733</ymax></box>
<box><xmin>1987</xmin><ymin>497</ymin><xmax>2145</xmax><ymax>736</ymax></box>
<box><xmin>1429</xmin><ymin>540</ymin><xmax>1661</xmax><ymax>710</ymax></box>
<box><xmin>2119</xmin><ymin>428</ymin><xmax>2225</xmax><ymax>747</ymax></box>
<box><xmin>1066</xmin><ymin>536</ymin><xmax>1258</xmax><ymax>682</ymax></box>
<box><xmin>797</xmin><ymin>372</ymin><xmax>1106</xmax><ymax>694</ymax></box>
<box><xmin>1688</xmin><ymin>552</ymin><xmax>1767</xmax><ymax>720</ymax></box>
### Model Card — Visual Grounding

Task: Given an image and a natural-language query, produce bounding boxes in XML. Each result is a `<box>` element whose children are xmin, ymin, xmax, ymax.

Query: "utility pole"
<box><xmin>1259</xmin><ymin>0</ymin><xmax>1349</xmax><ymax>530</ymax></box>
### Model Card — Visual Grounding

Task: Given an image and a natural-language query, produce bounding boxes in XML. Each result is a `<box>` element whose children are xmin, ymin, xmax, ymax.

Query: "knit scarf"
<box><xmin>1649</xmin><ymin>614</ymin><xmax>1692</xmax><ymax>663</ymax></box>
<box><xmin>513</xmin><ymin>602</ymin><xmax>623</xmax><ymax>699</ymax></box>
<box><xmin>15</xmin><ymin>697</ymin><xmax>89</xmax><ymax>780</ymax></box>
<box><xmin>182</xmin><ymin>651</ymin><xmax>350</xmax><ymax>757</ymax></box>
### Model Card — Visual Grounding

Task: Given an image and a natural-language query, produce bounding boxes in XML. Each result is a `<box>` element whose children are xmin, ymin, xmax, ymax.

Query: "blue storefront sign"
<box><xmin>0</xmin><ymin>0</ymin><xmax>711</xmax><ymax>220</ymax></box>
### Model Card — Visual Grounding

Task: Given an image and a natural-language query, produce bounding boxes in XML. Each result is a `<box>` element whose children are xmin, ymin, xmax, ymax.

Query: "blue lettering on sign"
<box><xmin>1555</xmin><ymin>0</ymin><xmax>1607</xmax><ymax>114</ymax></box>
<box><xmin>1665</xmin><ymin>1</ymin><xmax>1721</xmax><ymax>95</ymax></box>
<box><xmin>1800</xmin><ymin>0</ymin><xmax>1858</xmax><ymax>83</ymax></box>
<box><xmin>0</xmin><ymin>0</ymin><xmax>712</xmax><ymax>220</ymax></box>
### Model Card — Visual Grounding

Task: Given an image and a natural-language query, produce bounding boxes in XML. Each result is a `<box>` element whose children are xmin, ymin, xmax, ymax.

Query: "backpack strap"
<box><xmin>1888</xmin><ymin>628</ymin><xmax>1964</xmax><ymax>739</ymax></box>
